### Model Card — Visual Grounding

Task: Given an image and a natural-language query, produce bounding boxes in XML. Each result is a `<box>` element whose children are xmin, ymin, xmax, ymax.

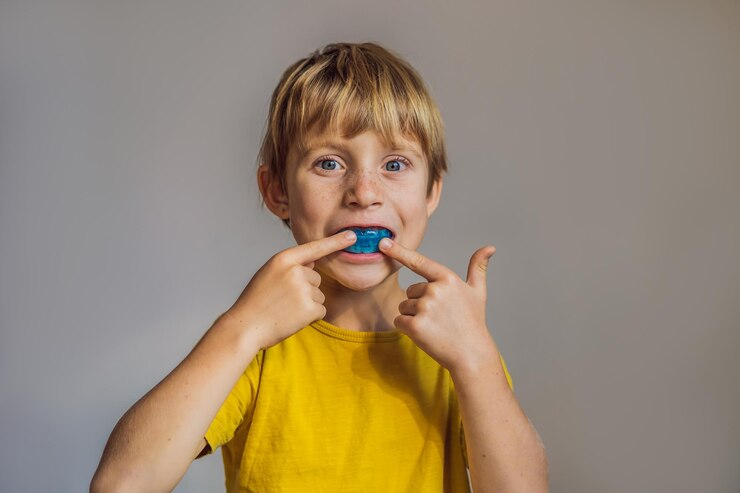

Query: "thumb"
<box><xmin>466</xmin><ymin>245</ymin><xmax>496</xmax><ymax>292</ymax></box>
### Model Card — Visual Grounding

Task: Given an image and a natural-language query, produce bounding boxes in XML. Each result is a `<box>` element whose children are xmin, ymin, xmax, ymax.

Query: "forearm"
<box><xmin>451</xmin><ymin>338</ymin><xmax>549</xmax><ymax>493</ymax></box>
<box><xmin>91</xmin><ymin>313</ymin><xmax>261</xmax><ymax>493</ymax></box>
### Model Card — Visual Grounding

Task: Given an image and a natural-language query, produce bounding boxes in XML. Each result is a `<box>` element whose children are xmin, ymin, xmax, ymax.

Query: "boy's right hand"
<box><xmin>224</xmin><ymin>230</ymin><xmax>357</xmax><ymax>351</ymax></box>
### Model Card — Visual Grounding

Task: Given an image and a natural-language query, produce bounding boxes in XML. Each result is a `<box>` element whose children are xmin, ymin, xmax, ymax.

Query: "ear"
<box><xmin>257</xmin><ymin>164</ymin><xmax>290</xmax><ymax>221</ymax></box>
<box><xmin>426</xmin><ymin>176</ymin><xmax>443</xmax><ymax>217</ymax></box>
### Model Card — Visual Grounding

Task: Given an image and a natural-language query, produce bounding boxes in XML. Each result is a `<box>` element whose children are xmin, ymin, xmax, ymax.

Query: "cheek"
<box><xmin>291</xmin><ymin>184</ymin><xmax>323</xmax><ymax>213</ymax></box>
<box><xmin>289</xmin><ymin>190</ymin><xmax>337</xmax><ymax>241</ymax></box>
<box><xmin>299</xmin><ymin>191</ymin><xmax>336</xmax><ymax>220</ymax></box>
<box><xmin>399</xmin><ymin>191</ymin><xmax>430</xmax><ymax>218</ymax></box>
<box><xmin>399</xmin><ymin>196</ymin><xmax>431</xmax><ymax>240</ymax></box>
<box><xmin>295</xmin><ymin>178</ymin><xmax>338</xmax><ymax>207</ymax></box>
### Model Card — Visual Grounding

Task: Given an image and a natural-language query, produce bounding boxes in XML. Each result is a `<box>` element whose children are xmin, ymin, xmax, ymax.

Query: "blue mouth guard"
<box><xmin>341</xmin><ymin>227</ymin><xmax>393</xmax><ymax>253</ymax></box>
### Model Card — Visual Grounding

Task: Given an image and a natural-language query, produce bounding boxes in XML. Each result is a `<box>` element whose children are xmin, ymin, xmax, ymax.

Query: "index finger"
<box><xmin>378</xmin><ymin>238</ymin><xmax>451</xmax><ymax>281</ymax></box>
<box><xmin>290</xmin><ymin>230</ymin><xmax>357</xmax><ymax>265</ymax></box>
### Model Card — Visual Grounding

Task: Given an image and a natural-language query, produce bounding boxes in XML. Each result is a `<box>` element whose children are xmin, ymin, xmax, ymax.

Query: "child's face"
<box><xmin>264</xmin><ymin>127</ymin><xmax>442</xmax><ymax>291</ymax></box>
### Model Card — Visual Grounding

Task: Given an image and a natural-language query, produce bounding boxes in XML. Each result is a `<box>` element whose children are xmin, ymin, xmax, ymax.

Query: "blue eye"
<box><xmin>314</xmin><ymin>156</ymin><xmax>411</xmax><ymax>173</ymax></box>
<box><xmin>318</xmin><ymin>159</ymin><xmax>339</xmax><ymax>171</ymax></box>
<box><xmin>385</xmin><ymin>160</ymin><xmax>404</xmax><ymax>171</ymax></box>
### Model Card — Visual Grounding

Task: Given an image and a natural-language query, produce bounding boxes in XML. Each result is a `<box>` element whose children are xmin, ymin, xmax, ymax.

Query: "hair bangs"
<box><xmin>290</xmin><ymin>66</ymin><xmax>428</xmax><ymax>159</ymax></box>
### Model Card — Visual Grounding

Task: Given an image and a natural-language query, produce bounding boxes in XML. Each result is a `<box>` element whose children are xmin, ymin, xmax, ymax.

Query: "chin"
<box><xmin>338</xmin><ymin>276</ymin><xmax>387</xmax><ymax>292</ymax></box>
<box><xmin>319</xmin><ymin>264</ymin><xmax>396</xmax><ymax>292</ymax></box>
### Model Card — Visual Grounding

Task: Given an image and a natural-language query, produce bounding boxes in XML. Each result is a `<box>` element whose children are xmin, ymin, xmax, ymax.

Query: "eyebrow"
<box><xmin>300</xmin><ymin>139</ymin><xmax>424</xmax><ymax>161</ymax></box>
<box><xmin>300</xmin><ymin>140</ymin><xmax>351</xmax><ymax>159</ymax></box>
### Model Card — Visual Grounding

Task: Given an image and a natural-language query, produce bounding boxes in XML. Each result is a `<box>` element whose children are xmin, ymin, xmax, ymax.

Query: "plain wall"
<box><xmin>0</xmin><ymin>1</ymin><xmax>738</xmax><ymax>491</ymax></box>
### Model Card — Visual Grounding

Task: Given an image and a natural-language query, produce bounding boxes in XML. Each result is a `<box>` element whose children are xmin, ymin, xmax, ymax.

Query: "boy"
<box><xmin>91</xmin><ymin>42</ymin><xmax>548</xmax><ymax>492</ymax></box>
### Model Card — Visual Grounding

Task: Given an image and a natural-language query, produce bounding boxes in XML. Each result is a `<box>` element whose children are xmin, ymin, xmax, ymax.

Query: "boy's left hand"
<box><xmin>378</xmin><ymin>237</ymin><xmax>498</xmax><ymax>374</ymax></box>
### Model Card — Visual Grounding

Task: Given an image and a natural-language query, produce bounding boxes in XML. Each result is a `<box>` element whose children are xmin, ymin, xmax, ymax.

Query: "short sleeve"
<box><xmin>500</xmin><ymin>353</ymin><xmax>514</xmax><ymax>392</ymax></box>
<box><xmin>202</xmin><ymin>350</ymin><xmax>264</xmax><ymax>454</ymax></box>
<box><xmin>460</xmin><ymin>352</ymin><xmax>514</xmax><ymax>468</ymax></box>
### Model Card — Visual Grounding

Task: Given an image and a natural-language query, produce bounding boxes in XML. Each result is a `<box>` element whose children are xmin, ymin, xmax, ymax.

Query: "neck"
<box><xmin>318</xmin><ymin>270</ymin><xmax>406</xmax><ymax>332</ymax></box>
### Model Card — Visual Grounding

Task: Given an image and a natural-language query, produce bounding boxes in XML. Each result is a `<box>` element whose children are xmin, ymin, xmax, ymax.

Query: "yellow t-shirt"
<box><xmin>202</xmin><ymin>318</ymin><xmax>513</xmax><ymax>492</ymax></box>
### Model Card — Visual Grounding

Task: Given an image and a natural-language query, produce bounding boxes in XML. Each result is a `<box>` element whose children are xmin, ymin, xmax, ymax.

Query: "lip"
<box><xmin>332</xmin><ymin>223</ymin><xmax>396</xmax><ymax>239</ymax></box>
<box><xmin>337</xmin><ymin>251</ymin><xmax>386</xmax><ymax>263</ymax></box>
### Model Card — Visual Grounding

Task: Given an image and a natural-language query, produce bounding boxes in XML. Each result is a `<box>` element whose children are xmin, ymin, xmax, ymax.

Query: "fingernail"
<box><xmin>379</xmin><ymin>238</ymin><xmax>392</xmax><ymax>249</ymax></box>
<box><xmin>344</xmin><ymin>230</ymin><xmax>356</xmax><ymax>240</ymax></box>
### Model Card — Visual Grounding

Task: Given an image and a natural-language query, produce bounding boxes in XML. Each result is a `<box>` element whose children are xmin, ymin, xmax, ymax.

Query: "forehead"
<box><xmin>296</xmin><ymin>127</ymin><xmax>425</xmax><ymax>161</ymax></box>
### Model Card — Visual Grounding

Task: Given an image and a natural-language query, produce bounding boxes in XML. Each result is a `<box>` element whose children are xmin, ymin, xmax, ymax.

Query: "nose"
<box><xmin>344</xmin><ymin>169</ymin><xmax>382</xmax><ymax>208</ymax></box>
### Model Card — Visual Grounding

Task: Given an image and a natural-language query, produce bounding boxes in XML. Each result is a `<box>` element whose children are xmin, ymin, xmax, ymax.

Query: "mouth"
<box><xmin>332</xmin><ymin>224</ymin><xmax>395</xmax><ymax>254</ymax></box>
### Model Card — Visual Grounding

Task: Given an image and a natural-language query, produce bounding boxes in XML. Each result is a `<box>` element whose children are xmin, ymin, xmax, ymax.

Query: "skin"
<box><xmin>261</xmin><ymin>126</ymin><xmax>550</xmax><ymax>491</ymax></box>
<box><xmin>258</xmin><ymin>126</ymin><xmax>443</xmax><ymax>333</ymax></box>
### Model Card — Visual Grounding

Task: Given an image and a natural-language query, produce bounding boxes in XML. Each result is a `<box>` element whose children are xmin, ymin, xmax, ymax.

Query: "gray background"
<box><xmin>1</xmin><ymin>1</ymin><xmax>738</xmax><ymax>492</ymax></box>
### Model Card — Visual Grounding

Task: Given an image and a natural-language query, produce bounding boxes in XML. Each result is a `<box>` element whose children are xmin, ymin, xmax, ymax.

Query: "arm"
<box><xmin>451</xmin><ymin>337</ymin><xmax>549</xmax><ymax>493</ymax></box>
<box><xmin>90</xmin><ymin>313</ymin><xmax>261</xmax><ymax>493</ymax></box>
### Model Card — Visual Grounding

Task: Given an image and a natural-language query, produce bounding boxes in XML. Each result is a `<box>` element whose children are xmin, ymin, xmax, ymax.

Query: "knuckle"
<box><xmin>290</xmin><ymin>268</ymin><xmax>307</xmax><ymax>287</ymax></box>
<box><xmin>302</xmin><ymin>296</ymin><xmax>316</xmax><ymax>313</ymax></box>
<box><xmin>406</xmin><ymin>318</ymin><xmax>420</xmax><ymax>334</ymax></box>
<box><xmin>410</xmin><ymin>254</ymin><xmax>425</xmax><ymax>271</ymax></box>
<box><xmin>311</xmin><ymin>271</ymin><xmax>322</xmax><ymax>286</ymax></box>
<box><xmin>308</xmin><ymin>240</ymin><xmax>323</xmax><ymax>257</ymax></box>
<box><xmin>271</xmin><ymin>252</ymin><xmax>290</xmax><ymax>269</ymax></box>
<box><xmin>288</xmin><ymin>264</ymin><xmax>301</xmax><ymax>279</ymax></box>
<box><xmin>303</xmin><ymin>284</ymin><xmax>316</xmax><ymax>301</ymax></box>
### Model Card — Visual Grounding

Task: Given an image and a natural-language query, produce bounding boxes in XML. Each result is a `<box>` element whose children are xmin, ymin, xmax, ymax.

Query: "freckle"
<box><xmin>482</xmin><ymin>454</ymin><xmax>486</xmax><ymax>458</ymax></box>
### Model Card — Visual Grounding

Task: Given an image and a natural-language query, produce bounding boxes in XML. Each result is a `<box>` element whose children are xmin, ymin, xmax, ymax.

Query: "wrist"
<box><xmin>213</xmin><ymin>311</ymin><xmax>265</xmax><ymax>359</ymax></box>
<box><xmin>449</xmin><ymin>333</ymin><xmax>500</xmax><ymax>382</ymax></box>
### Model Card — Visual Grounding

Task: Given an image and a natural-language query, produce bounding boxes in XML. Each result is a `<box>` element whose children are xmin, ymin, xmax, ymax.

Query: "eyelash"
<box><xmin>313</xmin><ymin>155</ymin><xmax>412</xmax><ymax>173</ymax></box>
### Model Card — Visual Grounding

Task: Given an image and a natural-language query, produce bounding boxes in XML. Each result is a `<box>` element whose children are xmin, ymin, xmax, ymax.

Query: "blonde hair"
<box><xmin>257</xmin><ymin>41</ymin><xmax>448</xmax><ymax>229</ymax></box>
